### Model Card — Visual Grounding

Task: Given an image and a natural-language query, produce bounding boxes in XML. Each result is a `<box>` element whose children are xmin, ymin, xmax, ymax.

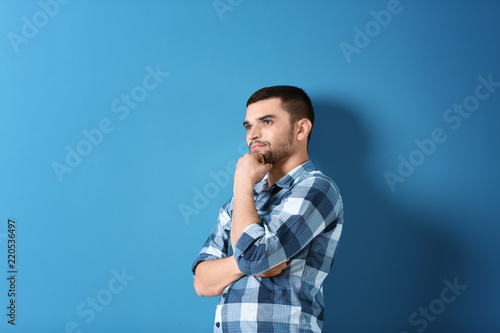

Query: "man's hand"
<box><xmin>231</xmin><ymin>152</ymin><xmax>272</xmax><ymax>250</ymax></box>
<box><xmin>234</xmin><ymin>152</ymin><xmax>273</xmax><ymax>190</ymax></box>
<box><xmin>256</xmin><ymin>260</ymin><xmax>289</xmax><ymax>278</ymax></box>
<box><xmin>194</xmin><ymin>256</ymin><xmax>245</xmax><ymax>297</ymax></box>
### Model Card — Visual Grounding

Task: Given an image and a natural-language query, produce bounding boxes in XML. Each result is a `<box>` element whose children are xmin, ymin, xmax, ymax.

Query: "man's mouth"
<box><xmin>250</xmin><ymin>144</ymin><xmax>267</xmax><ymax>152</ymax></box>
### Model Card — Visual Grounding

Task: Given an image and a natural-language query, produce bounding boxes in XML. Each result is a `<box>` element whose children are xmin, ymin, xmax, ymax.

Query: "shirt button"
<box><xmin>216</xmin><ymin>322</ymin><xmax>220</xmax><ymax>328</ymax></box>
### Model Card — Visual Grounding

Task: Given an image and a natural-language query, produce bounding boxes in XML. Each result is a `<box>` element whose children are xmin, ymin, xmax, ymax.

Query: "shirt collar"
<box><xmin>254</xmin><ymin>160</ymin><xmax>316</xmax><ymax>193</ymax></box>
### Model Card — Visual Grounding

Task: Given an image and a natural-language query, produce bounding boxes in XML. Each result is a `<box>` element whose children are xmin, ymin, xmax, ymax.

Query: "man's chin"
<box><xmin>262</xmin><ymin>152</ymin><xmax>274</xmax><ymax>165</ymax></box>
<box><xmin>249</xmin><ymin>147</ymin><xmax>275</xmax><ymax>164</ymax></box>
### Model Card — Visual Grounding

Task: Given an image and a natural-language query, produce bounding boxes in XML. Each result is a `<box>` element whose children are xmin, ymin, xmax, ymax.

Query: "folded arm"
<box><xmin>233</xmin><ymin>176</ymin><xmax>341</xmax><ymax>276</ymax></box>
<box><xmin>193</xmin><ymin>256</ymin><xmax>288</xmax><ymax>297</ymax></box>
<box><xmin>193</xmin><ymin>256</ymin><xmax>244</xmax><ymax>297</ymax></box>
<box><xmin>193</xmin><ymin>186</ymin><xmax>290</xmax><ymax>297</ymax></box>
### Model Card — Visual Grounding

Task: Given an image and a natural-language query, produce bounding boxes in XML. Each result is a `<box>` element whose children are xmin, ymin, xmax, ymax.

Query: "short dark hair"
<box><xmin>246</xmin><ymin>85</ymin><xmax>314</xmax><ymax>142</ymax></box>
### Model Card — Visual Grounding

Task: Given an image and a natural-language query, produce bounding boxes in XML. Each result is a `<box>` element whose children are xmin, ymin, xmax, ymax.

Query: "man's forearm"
<box><xmin>231</xmin><ymin>182</ymin><xmax>261</xmax><ymax>250</ymax></box>
<box><xmin>193</xmin><ymin>256</ymin><xmax>245</xmax><ymax>297</ymax></box>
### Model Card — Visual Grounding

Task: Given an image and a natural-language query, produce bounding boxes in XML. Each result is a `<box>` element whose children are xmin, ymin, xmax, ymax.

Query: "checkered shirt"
<box><xmin>192</xmin><ymin>160</ymin><xmax>343</xmax><ymax>332</ymax></box>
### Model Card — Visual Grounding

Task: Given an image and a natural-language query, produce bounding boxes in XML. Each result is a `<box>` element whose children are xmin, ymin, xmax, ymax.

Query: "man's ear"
<box><xmin>295</xmin><ymin>118</ymin><xmax>312</xmax><ymax>142</ymax></box>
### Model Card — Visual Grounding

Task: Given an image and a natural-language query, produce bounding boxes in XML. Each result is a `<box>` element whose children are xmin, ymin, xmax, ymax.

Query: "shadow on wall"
<box><xmin>310</xmin><ymin>99</ymin><xmax>469</xmax><ymax>332</ymax></box>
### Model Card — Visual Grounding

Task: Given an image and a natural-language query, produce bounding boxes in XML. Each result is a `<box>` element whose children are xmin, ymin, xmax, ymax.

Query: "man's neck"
<box><xmin>267</xmin><ymin>153</ymin><xmax>309</xmax><ymax>187</ymax></box>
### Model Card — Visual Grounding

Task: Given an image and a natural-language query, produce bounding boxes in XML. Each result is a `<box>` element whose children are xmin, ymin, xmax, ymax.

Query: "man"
<box><xmin>192</xmin><ymin>86</ymin><xmax>343</xmax><ymax>332</ymax></box>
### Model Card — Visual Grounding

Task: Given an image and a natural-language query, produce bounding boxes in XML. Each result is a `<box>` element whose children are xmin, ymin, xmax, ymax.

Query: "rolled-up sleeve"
<box><xmin>191</xmin><ymin>203</ymin><xmax>232</xmax><ymax>277</ymax></box>
<box><xmin>233</xmin><ymin>176</ymin><xmax>342</xmax><ymax>276</ymax></box>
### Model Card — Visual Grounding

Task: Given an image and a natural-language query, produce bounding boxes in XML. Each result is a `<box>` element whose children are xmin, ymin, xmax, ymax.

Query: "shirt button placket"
<box><xmin>214</xmin><ymin>304</ymin><xmax>223</xmax><ymax>332</ymax></box>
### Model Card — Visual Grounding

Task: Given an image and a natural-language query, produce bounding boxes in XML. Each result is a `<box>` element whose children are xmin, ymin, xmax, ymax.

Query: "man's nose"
<box><xmin>247</xmin><ymin>125</ymin><xmax>261</xmax><ymax>141</ymax></box>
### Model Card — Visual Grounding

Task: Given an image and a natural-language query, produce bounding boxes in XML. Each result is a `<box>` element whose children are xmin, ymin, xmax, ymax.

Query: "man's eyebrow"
<box><xmin>257</xmin><ymin>114</ymin><xmax>276</xmax><ymax>121</ymax></box>
<box><xmin>243</xmin><ymin>114</ymin><xmax>277</xmax><ymax>127</ymax></box>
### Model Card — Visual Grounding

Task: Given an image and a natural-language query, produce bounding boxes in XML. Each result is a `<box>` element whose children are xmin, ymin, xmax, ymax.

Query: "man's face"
<box><xmin>244</xmin><ymin>98</ymin><xmax>295</xmax><ymax>164</ymax></box>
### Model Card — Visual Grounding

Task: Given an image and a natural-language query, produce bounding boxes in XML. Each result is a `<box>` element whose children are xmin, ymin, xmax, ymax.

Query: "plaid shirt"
<box><xmin>193</xmin><ymin>160</ymin><xmax>343</xmax><ymax>332</ymax></box>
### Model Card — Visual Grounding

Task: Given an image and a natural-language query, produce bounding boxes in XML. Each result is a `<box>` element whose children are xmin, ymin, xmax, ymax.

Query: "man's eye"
<box><xmin>264</xmin><ymin>120</ymin><xmax>272</xmax><ymax>125</ymax></box>
<box><xmin>245</xmin><ymin>125</ymin><xmax>251</xmax><ymax>130</ymax></box>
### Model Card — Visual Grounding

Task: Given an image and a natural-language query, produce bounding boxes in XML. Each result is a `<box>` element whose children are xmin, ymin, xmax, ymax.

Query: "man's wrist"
<box><xmin>229</xmin><ymin>256</ymin><xmax>245</xmax><ymax>279</ymax></box>
<box><xmin>233</xmin><ymin>180</ymin><xmax>255</xmax><ymax>195</ymax></box>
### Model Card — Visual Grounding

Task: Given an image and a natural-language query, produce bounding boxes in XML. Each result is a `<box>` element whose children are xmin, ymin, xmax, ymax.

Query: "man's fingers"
<box><xmin>249</xmin><ymin>152</ymin><xmax>273</xmax><ymax>171</ymax></box>
<box><xmin>251</xmin><ymin>152</ymin><xmax>266</xmax><ymax>164</ymax></box>
<box><xmin>256</xmin><ymin>260</ymin><xmax>290</xmax><ymax>277</ymax></box>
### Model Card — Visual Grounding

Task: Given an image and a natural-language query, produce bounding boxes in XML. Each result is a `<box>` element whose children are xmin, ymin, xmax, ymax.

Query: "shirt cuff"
<box><xmin>233</xmin><ymin>223</ymin><xmax>265</xmax><ymax>263</ymax></box>
<box><xmin>191</xmin><ymin>253</ymin><xmax>221</xmax><ymax>277</ymax></box>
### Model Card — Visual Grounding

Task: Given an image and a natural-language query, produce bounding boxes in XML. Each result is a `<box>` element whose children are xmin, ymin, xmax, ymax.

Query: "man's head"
<box><xmin>244</xmin><ymin>86</ymin><xmax>313</xmax><ymax>165</ymax></box>
<box><xmin>246</xmin><ymin>86</ymin><xmax>315</xmax><ymax>142</ymax></box>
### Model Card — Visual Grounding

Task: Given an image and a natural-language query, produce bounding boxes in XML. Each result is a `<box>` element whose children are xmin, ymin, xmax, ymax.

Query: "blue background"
<box><xmin>1</xmin><ymin>0</ymin><xmax>499</xmax><ymax>332</ymax></box>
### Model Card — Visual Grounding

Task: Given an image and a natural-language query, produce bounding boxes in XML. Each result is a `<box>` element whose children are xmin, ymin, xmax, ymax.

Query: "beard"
<box><xmin>249</xmin><ymin>128</ymin><xmax>295</xmax><ymax>164</ymax></box>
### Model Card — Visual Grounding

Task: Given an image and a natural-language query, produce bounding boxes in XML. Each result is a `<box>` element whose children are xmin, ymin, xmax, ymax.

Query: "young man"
<box><xmin>192</xmin><ymin>86</ymin><xmax>343</xmax><ymax>332</ymax></box>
